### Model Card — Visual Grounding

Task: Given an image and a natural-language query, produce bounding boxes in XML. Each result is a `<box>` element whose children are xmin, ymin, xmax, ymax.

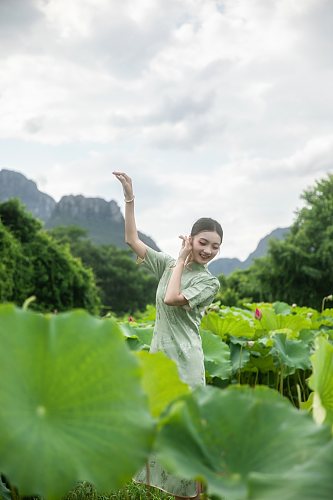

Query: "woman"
<box><xmin>113</xmin><ymin>172</ymin><xmax>222</xmax><ymax>499</ymax></box>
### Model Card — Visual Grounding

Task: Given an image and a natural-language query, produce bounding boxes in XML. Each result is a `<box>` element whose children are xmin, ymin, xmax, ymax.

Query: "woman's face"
<box><xmin>190</xmin><ymin>231</ymin><xmax>221</xmax><ymax>265</ymax></box>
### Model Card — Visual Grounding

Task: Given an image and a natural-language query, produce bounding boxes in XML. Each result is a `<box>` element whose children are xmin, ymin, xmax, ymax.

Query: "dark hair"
<box><xmin>190</xmin><ymin>217</ymin><xmax>223</xmax><ymax>244</ymax></box>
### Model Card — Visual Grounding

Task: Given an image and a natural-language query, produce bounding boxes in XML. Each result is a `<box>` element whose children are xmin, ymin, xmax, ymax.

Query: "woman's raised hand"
<box><xmin>112</xmin><ymin>172</ymin><xmax>134</xmax><ymax>201</ymax></box>
<box><xmin>178</xmin><ymin>235</ymin><xmax>193</xmax><ymax>263</ymax></box>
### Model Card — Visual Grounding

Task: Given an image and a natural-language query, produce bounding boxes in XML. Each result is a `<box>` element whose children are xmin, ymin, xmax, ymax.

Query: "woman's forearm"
<box><xmin>124</xmin><ymin>199</ymin><xmax>147</xmax><ymax>259</ymax></box>
<box><xmin>124</xmin><ymin>200</ymin><xmax>138</xmax><ymax>244</ymax></box>
<box><xmin>113</xmin><ymin>172</ymin><xmax>147</xmax><ymax>259</ymax></box>
<box><xmin>164</xmin><ymin>259</ymin><xmax>188</xmax><ymax>306</ymax></box>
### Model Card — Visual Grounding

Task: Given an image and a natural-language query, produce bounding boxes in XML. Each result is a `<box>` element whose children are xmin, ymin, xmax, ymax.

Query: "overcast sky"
<box><xmin>1</xmin><ymin>0</ymin><xmax>332</xmax><ymax>260</ymax></box>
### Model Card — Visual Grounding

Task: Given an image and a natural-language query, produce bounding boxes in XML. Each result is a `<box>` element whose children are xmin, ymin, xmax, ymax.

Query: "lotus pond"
<box><xmin>0</xmin><ymin>301</ymin><xmax>333</xmax><ymax>499</ymax></box>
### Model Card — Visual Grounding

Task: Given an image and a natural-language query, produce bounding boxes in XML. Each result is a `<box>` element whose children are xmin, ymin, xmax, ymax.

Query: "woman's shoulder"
<box><xmin>191</xmin><ymin>267</ymin><xmax>220</xmax><ymax>287</ymax></box>
<box><xmin>141</xmin><ymin>246</ymin><xmax>175</xmax><ymax>266</ymax></box>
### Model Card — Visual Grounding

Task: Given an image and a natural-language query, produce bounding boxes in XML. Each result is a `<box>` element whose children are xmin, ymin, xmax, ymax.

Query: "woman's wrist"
<box><xmin>124</xmin><ymin>195</ymin><xmax>135</xmax><ymax>203</ymax></box>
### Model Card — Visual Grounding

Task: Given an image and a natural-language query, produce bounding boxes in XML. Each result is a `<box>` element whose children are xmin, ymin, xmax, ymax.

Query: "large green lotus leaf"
<box><xmin>0</xmin><ymin>305</ymin><xmax>155</xmax><ymax>500</ymax></box>
<box><xmin>259</xmin><ymin>307</ymin><xmax>312</xmax><ymax>336</ymax></box>
<box><xmin>270</xmin><ymin>333</ymin><xmax>312</xmax><ymax>375</ymax></box>
<box><xmin>200</xmin><ymin>329</ymin><xmax>232</xmax><ymax>380</ymax></box>
<box><xmin>279</xmin><ymin>314</ymin><xmax>312</xmax><ymax>335</ymax></box>
<box><xmin>201</xmin><ymin>312</ymin><xmax>255</xmax><ymax>339</ymax></box>
<box><xmin>135</xmin><ymin>351</ymin><xmax>190</xmax><ymax>418</ymax></box>
<box><xmin>229</xmin><ymin>342</ymin><xmax>251</xmax><ymax>374</ymax></box>
<box><xmin>218</xmin><ymin>306</ymin><xmax>254</xmax><ymax>321</ymax></box>
<box><xmin>119</xmin><ymin>323</ymin><xmax>153</xmax><ymax>351</ymax></box>
<box><xmin>308</xmin><ymin>336</ymin><xmax>333</xmax><ymax>426</ymax></box>
<box><xmin>248</xmin><ymin>353</ymin><xmax>276</xmax><ymax>373</ymax></box>
<box><xmin>248</xmin><ymin>440</ymin><xmax>333</xmax><ymax>499</ymax></box>
<box><xmin>155</xmin><ymin>385</ymin><xmax>331</xmax><ymax>500</ymax></box>
<box><xmin>273</xmin><ymin>301</ymin><xmax>292</xmax><ymax>315</ymax></box>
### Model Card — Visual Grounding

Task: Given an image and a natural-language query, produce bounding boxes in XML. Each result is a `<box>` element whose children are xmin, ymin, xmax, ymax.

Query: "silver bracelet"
<box><xmin>124</xmin><ymin>195</ymin><xmax>135</xmax><ymax>203</ymax></box>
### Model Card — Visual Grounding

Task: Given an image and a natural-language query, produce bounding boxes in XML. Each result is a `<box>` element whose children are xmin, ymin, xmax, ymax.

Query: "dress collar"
<box><xmin>185</xmin><ymin>260</ymin><xmax>207</xmax><ymax>271</ymax></box>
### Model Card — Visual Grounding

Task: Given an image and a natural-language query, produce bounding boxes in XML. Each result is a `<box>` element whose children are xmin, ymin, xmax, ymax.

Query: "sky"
<box><xmin>1</xmin><ymin>0</ymin><xmax>332</xmax><ymax>261</ymax></box>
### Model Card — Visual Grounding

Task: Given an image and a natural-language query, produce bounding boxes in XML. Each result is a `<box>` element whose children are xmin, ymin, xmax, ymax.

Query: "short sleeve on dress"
<box><xmin>182</xmin><ymin>275</ymin><xmax>220</xmax><ymax>310</ymax></box>
<box><xmin>136</xmin><ymin>246</ymin><xmax>175</xmax><ymax>281</ymax></box>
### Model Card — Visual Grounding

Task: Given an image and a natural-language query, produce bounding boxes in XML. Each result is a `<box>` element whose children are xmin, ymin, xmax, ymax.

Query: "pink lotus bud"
<box><xmin>254</xmin><ymin>308</ymin><xmax>262</xmax><ymax>320</ymax></box>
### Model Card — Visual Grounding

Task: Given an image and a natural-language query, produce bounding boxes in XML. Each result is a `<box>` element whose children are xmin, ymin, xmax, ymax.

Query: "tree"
<box><xmin>216</xmin><ymin>268</ymin><xmax>263</xmax><ymax>307</ymax></box>
<box><xmin>48</xmin><ymin>226</ymin><xmax>158</xmax><ymax>315</ymax></box>
<box><xmin>0</xmin><ymin>200</ymin><xmax>100</xmax><ymax>313</ymax></box>
<box><xmin>226</xmin><ymin>174</ymin><xmax>333</xmax><ymax>309</ymax></box>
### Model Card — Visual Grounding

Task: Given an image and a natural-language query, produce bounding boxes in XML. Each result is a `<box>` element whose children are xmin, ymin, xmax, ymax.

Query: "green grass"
<box><xmin>6</xmin><ymin>478</ymin><xmax>210</xmax><ymax>499</ymax></box>
<box><xmin>64</xmin><ymin>481</ymin><xmax>174</xmax><ymax>500</ymax></box>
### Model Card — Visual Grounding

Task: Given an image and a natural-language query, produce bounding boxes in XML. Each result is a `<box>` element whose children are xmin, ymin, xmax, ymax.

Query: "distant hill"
<box><xmin>45</xmin><ymin>194</ymin><xmax>159</xmax><ymax>250</ymax></box>
<box><xmin>0</xmin><ymin>169</ymin><xmax>160</xmax><ymax>250</ymax></box>
<box><xmin>208</xmin><ymin>227</ymin><xmax>290</xmax><ymax>276</ymax></box>
<box><xmin>0</xmin><ymin>168</ymin><xmax>289</xmax><ymax>262</ymax></box>
<box><xmin>0</xmin><ymin>169</ymin><xmax>56</xmax><ymax>221</ymax></box>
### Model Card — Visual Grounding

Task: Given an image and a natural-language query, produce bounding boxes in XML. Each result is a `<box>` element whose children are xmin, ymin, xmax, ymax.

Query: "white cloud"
<box><xmin>0</xmin><ymin>0</ymin><xmax>333</xmax><ymax>259</ymax></box>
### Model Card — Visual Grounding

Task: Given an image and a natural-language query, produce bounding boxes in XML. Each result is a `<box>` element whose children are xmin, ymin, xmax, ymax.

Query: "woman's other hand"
<box><xmin>178</xmin><ymin>235</ymin><xmax>193</xmax><ymax>264</ymax></box>
<box><xmin>113</xmin><ymin>172</ymin><xmax>134</xmax><ymax>201</ymax></box>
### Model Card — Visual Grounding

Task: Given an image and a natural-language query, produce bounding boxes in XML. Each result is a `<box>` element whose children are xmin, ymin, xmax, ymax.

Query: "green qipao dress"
<box><xmin>135</xmin><ymin>246</ymin><xmax>220</xmax><ymax>498</ymax></box>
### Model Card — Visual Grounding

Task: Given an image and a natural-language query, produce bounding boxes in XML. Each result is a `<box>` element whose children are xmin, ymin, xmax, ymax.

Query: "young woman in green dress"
<box><xmin>113</xmin><ymin>172</ymin><xmax>222</xmax><ymax>499</ymax></box>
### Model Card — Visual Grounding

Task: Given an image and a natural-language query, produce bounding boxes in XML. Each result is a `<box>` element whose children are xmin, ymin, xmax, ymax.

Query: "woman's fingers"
<box><xmin>179</xmin><ymin>235</ymin><xmax>192</xmax><ymax>250</ymax></box>
<box><xmin>113</xmin><ymin>171</ymin><xmax>131</xmax><ymax>181</ymax></box>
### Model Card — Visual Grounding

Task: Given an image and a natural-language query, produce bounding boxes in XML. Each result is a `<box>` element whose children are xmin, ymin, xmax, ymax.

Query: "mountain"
<box><xmin>45</xmin><ymin>194</ymin><xmax>159</xmax><ymax>250</ymax></box>
<box><xmin>0</xmin><ymin>169</ymin><xmax>56</xmax><ymax>221</ymax></box>
<box><xmin>209</xmin><ymin>227</ymin><xmax>290</xmax><ymax>276</ymax></box>
<box><xmin>0</xmin><ymin>169</ymin><xmax>159</xmax><ymax>250</ymax></box>
<box><xmin>1</xmin><ymin>168</ymin><xmax>288</xmax><ymax>260</ymax></box>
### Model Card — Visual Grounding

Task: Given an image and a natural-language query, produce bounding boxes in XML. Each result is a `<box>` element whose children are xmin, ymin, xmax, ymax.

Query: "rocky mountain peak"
<box><xmin>0</xmin><ymin>169</ymin><xmax>160</xmax><ymax>250</ymax></box>
<box><xmin>0</xmin><ymin>168</ymin><xmax>56</xmax><ymax>221</ymax></box>
<box><xmin>53</xmin><ymin>195</ymin><xmax>123</xmax><ymax>223</ymax></box>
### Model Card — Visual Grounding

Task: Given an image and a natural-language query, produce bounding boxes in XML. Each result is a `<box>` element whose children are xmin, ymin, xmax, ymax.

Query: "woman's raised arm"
<box><xmin>113</xmin><ymin>172</ymin><xmax>147</xmax><ymax>259</ymax></box>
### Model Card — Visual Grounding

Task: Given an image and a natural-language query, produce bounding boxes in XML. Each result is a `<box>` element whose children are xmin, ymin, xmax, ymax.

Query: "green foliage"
<box><xmin>155</xmin><ymin>385</ymin><xmax>332</xmax><ymax>499</ymax></box>
<box><xmin>136</xmin><ymin>351</ymin><xmax>190</xmax><ymax>417</ymax></box>
<box><xmin>308</xmin><ymin>336</ymin><xmax>333</xmax><ymax>428</ymax></box>
<box><xmin>126</xmin><ymin>302</ymin><xmax>333</xmax><ymax>408</ymax></box>
<box><xmin>200</xmin><ymin>329</ymin><xmax>232</xmax><ymax>380</ymax></box>
<box><xmin>248</xmin><ymin>440</ymin><xmax>333</xmax><ymax>500</ymax></box>
<box><xmin>0</xmin><ymin>221</ymin><xmax>26</xmax><ymax>302</ymax></box>
<box><xmin>65</xmin><ymin>480</ymin><xmax>173</xmax><ymax>499</ymax></box>
<box><xmin>216</xmin><ymin>268</ymin><xmax>262</xmax><ymax>306</ymax></box>
<box><xmin>0</xmin><ymin>200</ymin><xmax>100</xmax><ymax>313</ymax></box>
<box><xmin>1</xmin><ymin>302</ymin><xmax>333</xmax><ymax>499</ymax></box>
<box><xmin>48</xmin><ymin>225</ymin><xmax>158</xmax><ymax>315</ymax></box>
<box><xmin>0</xmin><ymin>305</ymin><xmax>155</xmax><ymax>499</ymax></box>
<box><xmin>220</xmin><ymin>174</ymin><xmax>333</xmax><ymax>309</ymax></box>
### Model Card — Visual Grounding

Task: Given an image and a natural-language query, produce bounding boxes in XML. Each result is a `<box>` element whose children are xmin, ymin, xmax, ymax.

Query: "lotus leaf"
<box><xmin>136</xmin><ymin>351</ymin><xmax>190</xmax><ymax>417</ymax></box>
<box><xmin>156</xmin><ymin>385</ymin><xmax>331</xmax><ymax>499</ymax></box>
<box><xmin>200</xmin><ymin>329</ymin><xmax>232</xmax><ymax>380</ymax></box>
<box><xmin>273</xmin><ymin>301</ymin><xmax>291</xmax><ymax>315</ymax></box>
<box><xmin>0</xmin><ymin>305</ymin><xmax>155</xmax><ymax>499</ymax></box>
<box><xmin>270</xmin><ymin>333</ymin><xmax>312</xmax><ymax>375</ymax></box>
<box><xmin>119</xmin><ymin>323</ymin><xmax>153</xmax><ymax>351</ymax></box>
<box><xmin>229</xmin><ymin>342</ymin><xmax>251</xmax><ymax>374</ymax></box>
<box><xmin>201</xmin><ymin>312</ymin><xmax>255</xmax><ymax>339</ymax></box>
<box><xmin>308</xmin><ymin>336</ymin><xmax>333</xmax><ymax>427</ymax></box>
<box><xmin>248</xmin><ymin>440</ymin><xmax>333</xmax><ymax>499</ymax></box>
